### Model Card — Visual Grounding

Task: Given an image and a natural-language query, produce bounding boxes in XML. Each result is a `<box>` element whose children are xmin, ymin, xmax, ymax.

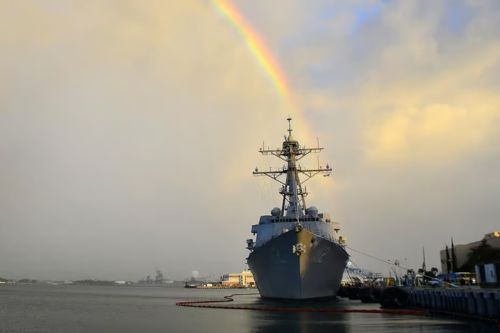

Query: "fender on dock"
<box><xmin>407</xmin><ymin>287</ymin><xmax>500</xmax><ymax>324</ymax></box>
<box><xmin>379</xmin><ymin>287</ymin><xmax>410</xmax><ymax>308</ymax></box>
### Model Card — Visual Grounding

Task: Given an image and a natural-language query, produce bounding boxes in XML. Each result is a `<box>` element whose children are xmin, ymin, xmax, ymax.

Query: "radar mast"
<box><xmin>253</xmin><ymin>119</ymin><xmax>332</xmax><ymax>219</ymax></box>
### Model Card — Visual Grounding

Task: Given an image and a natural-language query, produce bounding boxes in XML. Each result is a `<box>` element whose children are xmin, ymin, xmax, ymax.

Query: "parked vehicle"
<box><xmin>436</xmin><ymin>272</ymin><xmax>476</xmax><ymax>286</ymax></box>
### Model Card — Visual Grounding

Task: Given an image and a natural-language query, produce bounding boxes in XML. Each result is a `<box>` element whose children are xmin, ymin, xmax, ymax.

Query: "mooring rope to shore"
<box><xmin>175</xmin><ymin>293</ymin><xmax>428</xmax><ymax>316</ymax></box>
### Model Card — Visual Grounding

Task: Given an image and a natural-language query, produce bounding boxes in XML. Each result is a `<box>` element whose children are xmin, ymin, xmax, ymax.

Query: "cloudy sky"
<box><xmin>1</xmin><ymin>0</ymin><xmax>499</xmax><ymax>280</ymax></box>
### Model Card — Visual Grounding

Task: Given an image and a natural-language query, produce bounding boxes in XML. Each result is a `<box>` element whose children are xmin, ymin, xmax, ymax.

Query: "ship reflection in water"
<box><xmin>239</xmin><ymin>294</ymin><xmax>493</xmax><ymax>333</ymax></box>
<box><xmin>249</xmin><ymin>310</ymin><xmax>488</xmax><ymax>333</ymax></box>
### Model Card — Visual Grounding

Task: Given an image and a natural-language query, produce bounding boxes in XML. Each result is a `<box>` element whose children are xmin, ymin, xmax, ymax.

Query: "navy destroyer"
<box><xmin>246</xmin><ymin>119</ymin><xmax>349</xmax><ymax>299</ymax></box>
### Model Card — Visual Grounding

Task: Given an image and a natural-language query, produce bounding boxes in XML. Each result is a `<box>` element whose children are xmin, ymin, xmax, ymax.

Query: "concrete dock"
<box><xmin>407</xmin><ymin>288</ymin><xmax>500</xmax><ymax>322</ymax></box>
<box><xmin>339</xmin><ymin>285</ymin><xmax>500</xmax><ymax>324</ymax></box>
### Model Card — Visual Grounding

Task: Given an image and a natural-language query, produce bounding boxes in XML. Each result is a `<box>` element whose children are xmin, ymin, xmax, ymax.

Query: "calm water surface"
<box><xmin>0</xmin><ymin>285</ymin><xmax>497</xmax><ymax>332</ymax></box>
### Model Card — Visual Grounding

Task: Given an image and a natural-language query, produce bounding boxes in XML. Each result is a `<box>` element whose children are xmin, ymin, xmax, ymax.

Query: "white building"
<box><xmin>440</xmin><ymin>231</ymin><xmax>500</xmax><ymax>273</ymax></box>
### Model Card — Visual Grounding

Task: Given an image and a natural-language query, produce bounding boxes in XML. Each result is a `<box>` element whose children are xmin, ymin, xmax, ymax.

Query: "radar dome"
<box><xmin>306</xmin><ymin>206</ymin><xmax>318</xmax><ymax>218</ymax></box>
<box><xmin>271</xmin><ymin>207</ymin><xmax>281</xmax><ymax>216</ymax></box>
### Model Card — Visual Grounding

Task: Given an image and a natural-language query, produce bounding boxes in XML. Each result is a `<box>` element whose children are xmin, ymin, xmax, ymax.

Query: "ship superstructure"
<box><xmin>246</xmin><ymin>119</ymin><xmax>349</xmax><ymax>299</ymax></box>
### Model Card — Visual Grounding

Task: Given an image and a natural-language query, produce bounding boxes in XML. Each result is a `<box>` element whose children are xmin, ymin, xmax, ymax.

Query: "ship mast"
<box><xmin>253</xmin><ymin>118</ymin><xmax>332</xmax><ymax>219</ymax></box>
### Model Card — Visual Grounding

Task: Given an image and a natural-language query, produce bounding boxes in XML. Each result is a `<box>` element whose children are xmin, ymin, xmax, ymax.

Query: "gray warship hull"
<box><xmin>248</xmin><ymin>228</ymin><xmax>348</xmax><ymax>299</ymax></box>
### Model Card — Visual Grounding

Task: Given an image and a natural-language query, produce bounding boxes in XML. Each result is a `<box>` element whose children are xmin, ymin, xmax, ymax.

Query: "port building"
<box><xmin>221</xmin><ymin>270</ymin><xmax>255</xmax><ymax>287</ymax></box>
<box><xmin>440</xmin><ymin>231</ymin><xmax>500</xmax><ymax>273</ymax></box>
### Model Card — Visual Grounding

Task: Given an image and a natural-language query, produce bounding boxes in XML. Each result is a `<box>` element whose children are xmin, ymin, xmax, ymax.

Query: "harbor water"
<box><xmin>0</xmin><ymin>284</ymin><xmax>498</xmax><ymax>332</ymax></box>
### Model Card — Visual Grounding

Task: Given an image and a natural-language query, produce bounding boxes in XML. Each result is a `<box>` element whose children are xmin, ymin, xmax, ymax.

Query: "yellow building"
<box><xmin>239</xmin><ymin>270</ymin><xmax>255</xmax><ymax>287</ymax></box>
<box><xmin>221</xmin><ymin>270</ymin><xmax>255</xmax><ymax>287</ymax></box>
<box><xmin>221</xmin><ymin>273</ymin><xmax>241</xmax><ymax>287</ymax></box>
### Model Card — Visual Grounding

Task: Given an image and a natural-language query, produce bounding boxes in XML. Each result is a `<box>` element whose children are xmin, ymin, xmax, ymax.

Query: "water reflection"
<box><xmin>242</xmin><ymin>296</ymin><xmax>498</xmax><ymax>333</ymax></box>
<box><xmin>250</xmin><ymin>311</ymin><xmax>349</xmax><ymax>333</ymax></box>
<box><xmin>245</xmin><ymin>297</ymin><xmax>349</xmax><ymax>333</ymax></box>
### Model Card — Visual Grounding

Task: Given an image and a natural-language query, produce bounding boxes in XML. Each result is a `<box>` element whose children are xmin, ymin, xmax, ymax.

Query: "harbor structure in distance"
<box><xmin>220</xmin><ymin>270</ymin><xmax>255</xmax><ymax>288</ymax></box>
<box><xmin>440</xmin><ymin>231</ymin><xmax>500</xmax><ymax>273</ymax></box>
<box><xmin>246</xmin><ymin>119</ymin><xmax>349</xmax><ymax>299</ymax></box>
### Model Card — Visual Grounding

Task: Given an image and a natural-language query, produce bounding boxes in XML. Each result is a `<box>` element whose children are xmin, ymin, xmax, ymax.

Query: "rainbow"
<box><xmin>212</xmin><ymin>0</ymin><xmax>310</xmax><ymax>140</ymax></box>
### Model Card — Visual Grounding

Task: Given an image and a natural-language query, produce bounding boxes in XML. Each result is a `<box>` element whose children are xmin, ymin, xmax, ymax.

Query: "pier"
<box><xmin>339</xmin><ymin>286</ymin><xmax>500</xmax><ymax>324</ymax></box>
<box><xmin>407</xmin><ymin>287</ymin><xmax>500</xmax><ymax>322</ymax></box>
